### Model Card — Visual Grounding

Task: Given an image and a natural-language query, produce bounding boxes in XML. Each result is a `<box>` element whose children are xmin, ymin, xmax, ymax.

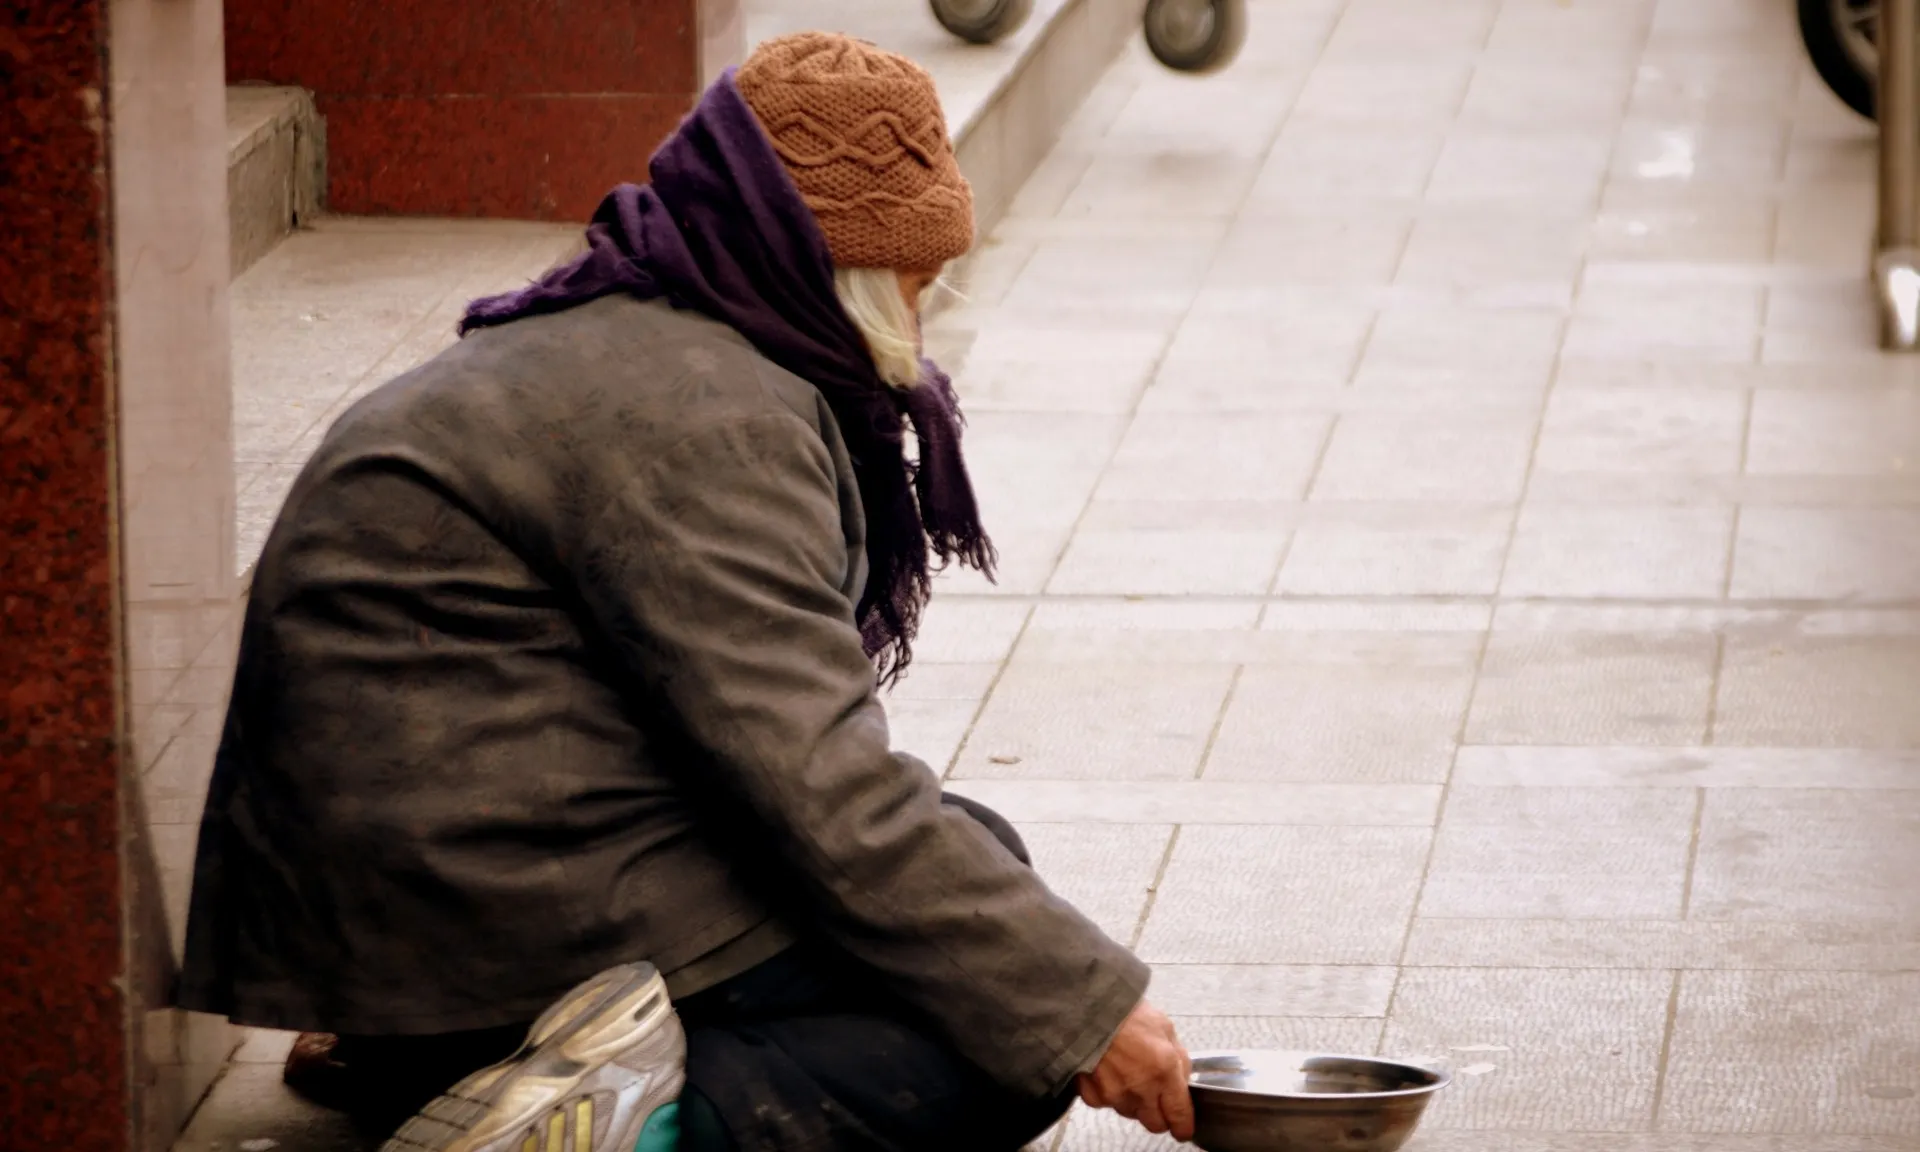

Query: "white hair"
<box><xmin>834</xmin><ymin>266</ymin><xmax>931</xmax><ymax>390</ymax></box>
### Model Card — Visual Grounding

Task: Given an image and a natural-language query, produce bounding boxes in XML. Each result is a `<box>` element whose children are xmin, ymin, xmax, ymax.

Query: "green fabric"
<box><xmin>675</xmin><ymin>1089</ymin><xmax>733</xmax><ymax>1152</ymax></box>
<box><xmin>634</xmin><ymin>1102</ymin><xmax>681</xmax><ymax>1152</ymax></box>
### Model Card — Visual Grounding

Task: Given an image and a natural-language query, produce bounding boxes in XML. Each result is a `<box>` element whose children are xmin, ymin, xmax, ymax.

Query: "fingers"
<box><xmin>1131</xmin><ymin>1094</ymin><xmax>1171</xmax><ymax>1136</ymax></box>
<box><xmin>1086</xmin><ymin>998</ymin><xmax>1201</xmax><ymax>1142</ymax></box>
<box><xmin>1163</xmin><ymin>1077</ymin><xmax>1197</xmax><ymax>1142</ymax></box>
<box><xmin>1171</xmin><ymin>1030</ymin><xmax>1195</xmax><ymax>1139</ymax></box>
<box><xmin>1076</xmin><ymin>1074</ymin><xmax>1103</xmax><ymax>1110</ymax></box>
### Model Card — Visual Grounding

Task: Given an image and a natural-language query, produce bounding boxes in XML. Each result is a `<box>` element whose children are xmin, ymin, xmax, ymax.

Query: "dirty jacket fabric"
<box><xmin>177</xmin><ymin>295</ymin><xmax>1149</xmax><ymax>1098</ymax></box>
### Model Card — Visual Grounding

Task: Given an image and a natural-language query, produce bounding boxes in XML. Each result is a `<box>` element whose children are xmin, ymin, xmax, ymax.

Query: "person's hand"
<box><xmin>1077</xmin><ymin>998</ymin><xmax>1195</xmax><ymax>1141</ymax></box>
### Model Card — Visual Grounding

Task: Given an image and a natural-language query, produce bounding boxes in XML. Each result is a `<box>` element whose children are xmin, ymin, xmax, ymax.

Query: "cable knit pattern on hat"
<box><xmin>736</xmin><ymin>32</ymin><xmax>975</xmax><ymax>270</ymax></box>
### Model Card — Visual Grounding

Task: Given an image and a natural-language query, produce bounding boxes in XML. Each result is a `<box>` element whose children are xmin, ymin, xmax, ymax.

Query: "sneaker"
<box><xmin>380</xmin><ymin>963</ymin><xmax>687</xmax><ymax>1152</ymax></box>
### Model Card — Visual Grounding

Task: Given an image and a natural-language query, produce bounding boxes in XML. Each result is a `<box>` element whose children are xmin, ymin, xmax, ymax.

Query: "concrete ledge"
<box><xmin>948</xmin><ymin>0</ymin><xmax>1135</xmax><ymax>240</ymax></box>
<box><xmin>227</xmin><ymin>85</ymin><xmax>324</xmax><ymax>278</ymax></box>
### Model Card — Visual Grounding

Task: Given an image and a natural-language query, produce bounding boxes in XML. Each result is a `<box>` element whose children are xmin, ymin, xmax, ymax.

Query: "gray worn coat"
<box><xmin>179</xmin><ymin>295</ymin><xmax>1148</xmax><ymax>1098</ymax></box>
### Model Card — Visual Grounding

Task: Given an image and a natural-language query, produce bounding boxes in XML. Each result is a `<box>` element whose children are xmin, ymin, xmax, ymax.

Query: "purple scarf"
<box><xmin>460</xmin><ymin>71</ymin><xmax>992</xmax><ymax>683</ymax></box>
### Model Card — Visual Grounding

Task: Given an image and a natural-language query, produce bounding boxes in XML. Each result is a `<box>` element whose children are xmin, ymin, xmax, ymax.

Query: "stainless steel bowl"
<box><xmin>1187</xmin><ymin>1050</ymin><xmax>1450</xmax><ymax>1152</ymax></box>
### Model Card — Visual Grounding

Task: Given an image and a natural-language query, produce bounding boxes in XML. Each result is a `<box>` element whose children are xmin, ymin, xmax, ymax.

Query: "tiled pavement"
<box><xmin>190</xmin><ymin>0</ymin><xmax>1920</xmax><ymax>1148</ymax></box>
<box><xmin>922</xmin><ymin>0</ymin><xmax>1920</xmax><ymax>1146</ymax></box>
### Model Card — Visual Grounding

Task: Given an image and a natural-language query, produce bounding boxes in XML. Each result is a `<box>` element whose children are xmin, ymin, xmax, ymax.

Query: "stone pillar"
<box><xmin>1</xmin><ymin>0</ymin><xmax>240</xmax><ymax>1148</ymax></box>
<box><xmin>109</xmin><ymin>0</ymin><xmax>244</xmax><ymax>1143</ymax></box>
<box><xmin>0</xmin><ymin>3</ymin><xmax>131</xmax><ymax>1147</ymax></box>
<box><xmin>224</xmin><ymin>0</ymin><xmax>747</xmax><ymax>220</ymax></box>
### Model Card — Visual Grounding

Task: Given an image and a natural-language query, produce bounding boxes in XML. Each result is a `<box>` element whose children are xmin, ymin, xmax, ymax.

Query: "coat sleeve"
<box><xmin>566</xmin><ymin>410</ymin><xmax>1149</xmax><ymax>1097</ymax></box>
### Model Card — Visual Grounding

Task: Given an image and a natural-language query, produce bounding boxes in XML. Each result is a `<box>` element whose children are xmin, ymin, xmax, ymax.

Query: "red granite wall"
<box><xmin>225</xmin><ymin>0</ymin><xmax>732</xmax><ymax>220</ymax></box>
<box><xmin>0</xmin><ymin>3</ymin><xmax>131</xmax><ymax>1148</ymax></box>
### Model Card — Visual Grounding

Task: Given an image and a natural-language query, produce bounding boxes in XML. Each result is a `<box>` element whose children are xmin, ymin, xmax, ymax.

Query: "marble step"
<box><xmin>226</xmin><ymin>84</ymin><xmax>324</xmax><ymax>278</ymax></box>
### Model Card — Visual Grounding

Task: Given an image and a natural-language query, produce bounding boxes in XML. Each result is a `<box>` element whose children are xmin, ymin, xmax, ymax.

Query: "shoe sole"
<box><xmin>379</xmin><ymin>962</ymin><xmax>684</xmax><ymax>1152</ymax></box>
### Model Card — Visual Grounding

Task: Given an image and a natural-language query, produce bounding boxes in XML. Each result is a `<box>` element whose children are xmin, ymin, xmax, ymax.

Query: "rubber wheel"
<box><xmin>1144</xmin><ymin>0</ymin><xmax>1248</xmax><ymax>74</ymax></box>
<box><xmin>1798</xmin><ymin>0</ymin><xmax>1878</xmax><ymax>120</ymax></box>
<box><xmin>930</xmin><ymin>0</ymin><xmax>1034</xmax><ymax>44</ymax></box>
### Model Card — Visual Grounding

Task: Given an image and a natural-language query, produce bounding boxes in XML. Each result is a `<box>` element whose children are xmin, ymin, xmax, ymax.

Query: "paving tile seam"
<box><xmin>1702</xmin><ymin>634</ymin><xmax>1729</xmax><ymax>744</ymax></box>
<box><xmin>1142</xmin><ymin>960</ymin><xmax>1920</xmax><ymax>972</ymax></box>
<box><xmin>930</xmin><ymin>591</ymin><xmax>1920</xmax><ymax>610</ymax></box>
<box><xmin>1127</xmin><ymin>825</ymin><xmax>1183</xmax><ymax>953</ymax></box>
<box><xmin>1386</xmin><ymin>962</ymin><xmax>1920</xmax><ymax>972</ymax></box>
<box><xmin>936</xmin><ymin>601</ymin><xmax>1034</xmax><ymax>782</ymax></box>
<box><xmin>1024</xmin><ymin>43</ymin><xmax>1306</xmax><ymax>608</ymax></box>
<box><xmin>1191</xmin><ymin>665</ymin><xmax>1246</xmax><ymax>781</ymax></box>
<box><xmin>1377</xmin><ymin>530</ymin><xmax>1503</xmax><ymax>1040</ymax></box>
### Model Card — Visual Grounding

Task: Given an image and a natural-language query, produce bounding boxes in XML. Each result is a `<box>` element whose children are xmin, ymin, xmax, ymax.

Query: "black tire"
<box><xmin>1798</xmin><ymin>0</ymin><xmax>1878</xmax><ymax>120</ymax></box>
<box><xmin>1144</xmin><ymin>0</ymin><xmax>1248</xmax><ymax>75</ymax></box>
<box><xmin>930</xmin><ymin>0</ymin><xmax>1033</xmax><ymax>45</ymax></box>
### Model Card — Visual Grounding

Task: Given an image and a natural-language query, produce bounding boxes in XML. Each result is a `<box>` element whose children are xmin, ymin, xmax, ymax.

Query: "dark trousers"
<box><xmin>336</xmin><ymin>795</ymin><xmax>1074</xmax><ymax>1152</ymax></box>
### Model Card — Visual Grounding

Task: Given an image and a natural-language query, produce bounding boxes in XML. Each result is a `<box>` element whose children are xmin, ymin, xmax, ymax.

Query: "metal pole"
<box><xmin>1878</xmin><ymin>0</ymin><xmax>1920</xmax><ymax>349</ymax></box>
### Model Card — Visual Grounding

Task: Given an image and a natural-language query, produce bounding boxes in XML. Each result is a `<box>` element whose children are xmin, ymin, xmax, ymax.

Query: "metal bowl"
<box><xmin>1187</xmin><ymin>1051</ymin><xmax>1450</xmax><ymax>1152</ymax></box>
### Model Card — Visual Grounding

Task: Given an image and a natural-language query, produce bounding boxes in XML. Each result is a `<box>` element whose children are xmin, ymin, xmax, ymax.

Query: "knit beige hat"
<box><xmin>736</xmin><ymin>32</ymin><xmax>975</xmax><ymax>270</ymax></box>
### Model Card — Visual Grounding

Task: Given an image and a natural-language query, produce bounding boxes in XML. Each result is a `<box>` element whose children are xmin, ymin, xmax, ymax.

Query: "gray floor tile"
<box><xmin>1662</xmin><ymin>970</ymin><xmax>1920</xmax><ymax>1134</ymax></box>
<box><xmin>1468</xmin><ymin>631</ymin><xmax>1718</xmax><ymax>745</ymax></box>
<box><xmin>886</xmin><ymin>696</ymin><xmax>981</xmax><ymax>773</ymax></box>
<box><xmin>1716</xmin><ymin>636</ymin><xmax>1920</xmax><ymax>746</ymax></box>
<box><xmin>1560</xmin><ymin>316</ymin><xmax>1761</xmax><ymax>364</ymax></box>
<box><xmin>945</xmin><ymin>779</ymin><xmax>1440</xmax><ymax>826</ymax></box>
<box><xmin>1095</xmin><ymin>412</ymin><xmax>1331</xmax><ymax>503</ymax></box>
<box><xmin>906</xmin><ymin>601</ymin><xmax>1031</xmax><ymax>666</ymax></box>
<box><xmin>1453</xmin><ymin>745</ymin><xmax>1920</xmax><ymax>790</ymax></box>
<box><xmin>1276</xmin><ymin>502</ymin><xmax>1512</xmax><ymax>596</ymax></box>
<box><xmin>1149</xmin><ymin>964</ymin><xmax>1397</xmax><ymax>1017</ymax></box>
<box><xmin>1501</xmin><ymin>504</ymin><xmax>1735</xmax><ymax>599</ymax></box>
<box><xmin>1404</xmin><ymin>1135</ymin><xmax>1911</xmax><ymax>1151</ymax></box>
<box><xmin>1027</xmin><ymin>598</ymin><xmax>1263</xmax><ymax>633</ymax></box>
<box><xmin>169</xmin><ymin>1063</ymin><xmax>364</xmax><ymax>1152</ymax></box>
<box><xmin>1762</xmin><ymin>280</ymin><xmax>1879</xmax><ymax>342</ymax></box>
<box><xmin>142</xmin><ymin>732</ymin><xmax>220</xmax><ymax>826</ymax></box>
<box><xmin>1207</xmin><ymin>212</ymin><xmax>1412</xmax><ymax>288</ymax></box>
<box><xmin>1136</xmin><ymin>825</ymin><xmax>1430</xmax><ymax>964</ymax></box>
<box><xmin>1355</xmin><ymin>304</ymin><xmax>1565</xmax><ymax>389</ymax></box>
<box><xmin>1591</xmin><ymin>200</ymin><xmax>1778</xmax><ymax>263</ymax></box>
<box><xmin>1258</xmin><ymin>601</ymin><xmax>1496</xmax><ymax>634</ymax></box>
<box><xmin>1459</xmin><ymin>61</ymin><xmax>1635</xmax><ymax>130</ymax></box>
<box><xmin>1775</xmin><ymin>180</ymin><xmax>1876</xmax><ymax>268</ymax></box>
<box><xmin>1404</xmin><ymin>916</ymin><xmax>1920</xmax><ymax>971</ymax></box>
<box><xmin>1420</xmin><ymin>786</ymin><xmax>1697</xmax><ymax>919</ymax></box>
<box><xmin>1426</xmin><ymin>129</ymin><xmax>1614</xmax><ymax>203</ymax></box>
<box><xmin>1048</xmin><ymin>527</ymin><xmax>1289</xmax><ymax>596</ymax></box>
<box><xmin>1311</xmin><ymin>409</ymin><xmax>1538</xmax><ymax>503</ymax></box>
<box><xmin>1098</xmin><ymin>69</ymin><xmax>1298</xmax><ymax>147</ymax></box>
<box><xmin>1291</xmin><ymin>61</ymin><xmax>1475</xmax><ymax>127</ymax></box>
<box><xmin>1382</xmin><ymin>967</ymin><xmax>1672</xmax><ymax>1131</ymax></box>
<box><xmin>1174</xmin><ymin>1015</ymin><xmax>1387</xmax><ymax>1055</ymax></box>
<box><xmin>1729</xmin><ymin>507</ymin><xmax>1920</xmax><ymax>602</ymax></box>
<box><xmin>1611</xmin><ymin>118</ymin><xmax>1789</xmax><ymax>187</ymax></box>
<box><xmin>953</xmin><ymin>660</ymin><xmax>1237</xmax><ymax>780</ymax></box>
<box><xmin>886</xmin><ymin>661</ymin><xmax>1000</xmax><ymax>702</ymax></box>
<box><xmin>1206</xmin><ymin>638</ymin><xmax>1480</xmax><ymax>784</ymax></box>
<box><xmin>1397</xmin><ymin>206</ymin><xmax>1589</xmax><ymax>289</ymax></box>
<box><xmin>1689</xmin><ymin>788</ymin><xmax>1920</xmax><ymax>922</ymax></box>
<box><xmin>1747</xmin><ymin>387</ymin><xmax>1920</xmax><ymax>476</ymax></box>
<box><xmin>1532</xmin><ymin>386</ymin><xmax>1748</xmax><ymax>476</ymax></box>
<box><xmin>953</xmin><ymin>352</ymin><xmax>1154</xmax><ymax>414</ymax></box>
<box><xmin>1018</xmin><ymin>822</ymin><xmax>1173</xmax><ymax>946</ymax></box>
<box><xmin>1248</xmin><ymin>123</ymin><xmax>1450</xmax><ymax>204</ymax></box>
<box><xmin>1152</xmin><ymin>307</ymin><xmax>1375</xmax><ymax>404</ymax></box>
<box><xmin>999</xmin><ymin>234</ymin><xmax>1216</xmax><ymax>322</ymax></box>
<box><xmin>1059</xmin><ymin>150</ymin><xmax>1263</xmax><ymax>220</ymax></box>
